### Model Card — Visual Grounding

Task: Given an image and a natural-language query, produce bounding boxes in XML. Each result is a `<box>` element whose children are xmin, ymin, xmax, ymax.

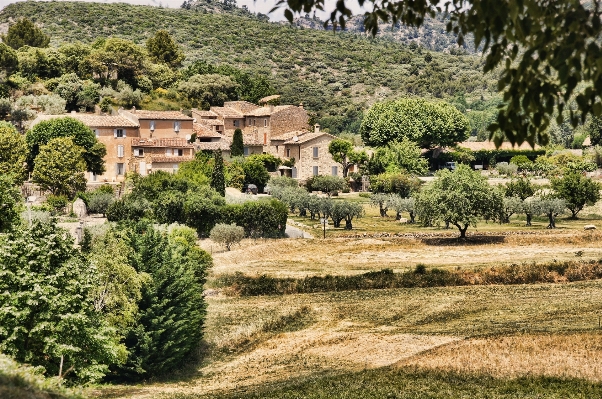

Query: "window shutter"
<box><xmin>113</xmin><ymin>129</ymin><xmax>117</xmax><ymax>138</ymax></box>
<box><xmin>134</xmin><ymin>149</ymin><xmax>139</xmax><ymax>157</ymax></box>
<box><xmin>166</xmin><ymin>148</ymin><xmax>172</xmax><ymax>156</ymax></box>
<box><xmin>123</xmin><ymin>129</ymin><xmax>126</xmax><ymax>138</ymax></box>
<box><xmin>313</xmin><ymin>147</ymin><xmax>319</xmax><ymax>157</ymax></box>
<box><xmin>292</xmin><ymin>167</ymin><xmax>297</xmax><ymax>179</ymax></box>
<box><xmin>313</xmin><ymin>166</ymin><xmax>319</xmax><ymax>176</ymax></box>
<box><xmin>332</xmin><ymin>166</ymin><xmax>338</xmax><ymax>176</ymax></box>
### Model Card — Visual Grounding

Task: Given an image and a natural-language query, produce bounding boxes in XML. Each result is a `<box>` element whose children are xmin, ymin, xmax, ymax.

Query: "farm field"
<box><xmin>95</xmin><ymin>210</ymin><xmax>602</xmax><ymax>399</ymax></box>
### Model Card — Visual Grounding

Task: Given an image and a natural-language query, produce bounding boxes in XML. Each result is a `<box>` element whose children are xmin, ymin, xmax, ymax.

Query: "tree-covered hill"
<box><xmin>0</xmin><ymin>1</ymin><xmax>499</xmax><ymax>135</ymax></box>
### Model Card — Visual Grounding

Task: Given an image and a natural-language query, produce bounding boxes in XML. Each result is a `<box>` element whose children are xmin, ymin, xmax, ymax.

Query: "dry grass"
<box><xmin>399</xmin><ymin>333</ymin><xmax>602</xmax><ymax>381</ymax></box>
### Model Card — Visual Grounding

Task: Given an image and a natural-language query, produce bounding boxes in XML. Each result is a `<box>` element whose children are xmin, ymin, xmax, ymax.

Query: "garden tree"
<box><xmin>146</xmin><ymin>30</ymin><xmax>185</xmax><ymax>69</ymax></box>
<box><xmin>32</xmin><ymin>137</ymin><xmax>87</xmax><ymax>197</ymax></box>
<box><xmin>0</xmin><ymin>175</ymin><xmax>21</xmax><ymax>232</ymax></box>
<box><xmin>538</xmin><ymin>197</ymin><xmax>566</xmax><ymax>229</ymax></box>
<box><xmin>83</xmin><ymin>38</ymin><xmax>146</xmax><ymax>86</ymax></box>
<box><xmin>451</xmin><ymin>146</ymin><xmax>475</xmax><ymax>165</ymax></box>
<box><xmin>0</xmin><ymin>220</ymin><xmax>123</xmax><ymax>383</ymax></box>
<box><xmin>522</xmin><ymin>197</ymin><xmax>540</xmax><ymax>227</ymax></box>
<box><xmin>106</xmin><ymin>194</ymin><xmax>152</xmax><ymax>222</ymax></box>
<box><xmin>415</xmin><ymin>165</ymin><xmax>502</xmax><ymax>238</ymax></box>
<box><xmin>53</xmin><ymin>73</ymin><xmax>84</xmax><ymax>111</ymax></box>
<box><xmin>342</xmin><ymin>201</ymin><xmax>364</xmax><ymax>229</ymax></box>
<box><xmin>16</xmin><ymin>94</ymin><xmax>66</xmax><ymax>116</ymax></box>
<box><xmin>184</xmin><ymin>186</ymin><xmax>226</xmax><ymax>236</ymax></box>
<box><xmin>0</xmin><ymin>122</ymin><xmax>27</xmax><ymax>184</ymax></box>
<box><xmin>281</xmin><ymin>0</ymin><xmax>602</xmax><ymax>147</ymax></box>
<box><xmin>551</xmin><ymin>172</ymin><xmax>602</xmax><ymax>219</ymax></box>
<box><xmin>367</xmin><ymin>139</ymin><xmax>429</xmax><ymax>176</ymax></box>
<box><xmin>153</xmin><ymin>190</ymin><xmax>186</xmax><ymax>224</ymax></box>
<box><xmin>509</xmin><ymin>155</ymin><xmax>533</xmax><ymax>172</ymax></box>
<box><xmin>328</xmin><ymin>138</ymin><xmax>368</xmax><ymax>177</ymax></box>
<box><xmin>500</xmin><ymin>196</ymin><xmax>524</xmax><ymax>223</ymax></box>
<box><xmin>370</xmin><ymin>193</ymin><xmax>389</xmax><ymax>217</ymax></box>
<box><xmin>330</xmin><ymin>200</ymin><xmax>347</xmax><ymax>228</ymax></box>
<box><xmin>88</xmin><ymin>229</ymin><xmax>146</xmax><ymax>331</ymax></box>
<box><xmin>58</xmin><ymin>41</ymin><xmax>92</xmax><ymax>74</ymax></box>
<box><xmin>360</xmin><ymin>98</ymin><xmax>470</xmax><ymax>148</ymax></box>
<box><xmin>178</xmin><ymin>74</ymin><xmax>238</xmax><ymax>108</ymax></box>
<box><xmin>369</xmin><ymin>172</ymin><xmax>421</xmax><ymax>198</ymax></box>
<box><xmin>1</xmin><ymin>18</ymin><xmax>50</xmax><ymax>49</ymax></box>
<box><xmin>240</xmin><ymin>156</ymin><xmax>270</xmax><ymax>192</ymax></box>
<box><xmin>211</xmin><ymin>150</ymin><xmax>226</xmax><ymax>196</ymax></box>
<box><xmin>113</xmin><ymin>222</ymin><xmax>209</xmax><ymax>380</ymax></box>
<box><xmin>306</xmin><ymin>175</ymin><xmax>347</xmax><ymax>196</ymax></box>
<box><xmin>177</xmin><ymin>157</ymin><xmax>211</xmax><ymax>187</ymax></box>
<box><xmin>17</xmin><ymin>47</ymin><xmax>64</xmax><ymax>80</ymax></box>
<box><xmin>209</xmin><ymin>223</ymin><xmax>245</xmax><ymax>251</ymax></box>
<box><xmin>505</xmin><ymin>177</ymin><xmax>535</xmax><ymax>201</ymax></box>
<box><xmin>26</xmin><ymin>116</ymin><xmax>105</xmax><ymax>174</ymax></box>
<box><xmin>231</xmin><ymin>128</ymin><xmax>244</xmax><ymax>157</ymax></box>
<box><xmin>221</xmin><ymin>199</ymin><xmax>288</xmax><ymax>238</ymax></box>
<box><xmin>387</xmin><ymin>194</ymin><xmax>416</xmax><ymax>222</ymax></box>
<box><xmin>87</xmin><ymin>192</ymin><xmax>115</xmax><ymax>217</ymax></box>
<box><xmin>0</xmin><ymin>43</ymin><xmax>19</xmax><ymax>78</ymax></box>
<box><xmin>131</xmin><ymin>171</ymin><xmax>193</xmax><ymax>201</ymax></box>
<box><xmin>248</xmin><ymin>153</ymin><xmax>281</xmax><ymax>172</ymax></box>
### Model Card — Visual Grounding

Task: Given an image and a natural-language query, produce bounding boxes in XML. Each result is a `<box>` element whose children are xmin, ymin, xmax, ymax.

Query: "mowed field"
<box><xmin>95</xmin><ymin>204</ymin><xmax>602</xmax><ymax>399</ymax></box>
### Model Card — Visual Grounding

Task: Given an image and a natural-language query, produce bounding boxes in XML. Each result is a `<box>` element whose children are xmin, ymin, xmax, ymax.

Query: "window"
<box><xmin>286</xmin><ymin>148</ymin><xmax>291</xmax><ymax>157</ymax></box>
<box><xmin>114</xmin><ymin>129</ymin><xmax>125</xmax><ymax>138</ymax></box>
<box><xmin>116</xmin><ymin>163</ymin><xmax>124</xmax><ymax>176</ymax></box>
<box><xmin>244</xmin><ymin>147</ymin><xmax>249</xmax><ymax>156</ymax></box>
<box><xmin>313</xmin><ymin>147</ymin><xmax>319</xmax><ymax>158</ymax></box>
<box><xmin>253</xmin><ymin>119</ymin><xmax>256</xmax><ymax>126</ymax></box>
<box><xmin>332</xmin><ymin>166</ymin><xmax>338</xmax><ymax>176</ymax></box>
<box><xmin>292</xmin><ymin>167</ymin><xmax>297</xmax><ymax>179</ymax></box>
<box><xmin>117</xmin><ymin>145</ymin><xmax>124</xmax><ymax>158</ymax></box>
<box><xmin>134</xmin><ymin>148</ymin><xmax>144</xmax><ymax>157</ymax></box>
<box><xmin>233</xmin><ymin>120</ymin><xmax>239</xmax><ymax>127</ymax></box>
<box><xmin>94</xmin><ymin>129</ymin><xmax>99</xmax><ymax>137</ymax></box>
<box><xmin>150</xmin><ymin>120</ymin><xmax>155</xmax><ymax>131</ymax></box>
<box><xmin>264</xmin><ymin>119</ymin><xmax>267</xmax><ymax>127</ymax></box>
<box><xmin>176</xmin><ymin>149</ymin><xmax>183</xmax><ymax>156</ymax></box>
<box><xmin>313</xmin><ymin>166</ymin><xmax>319</xmax><ymax>176</ymax></box>
<box><xmin>90</xmin><ymin>172</ymin><xmax>97</xmax><ymax>182</ymax></box>
<box><xmin>174</xmin><ymin>121</ymin><xmax>181</xmax><ymax>132</ymax></box>
<box><xmin>166</xmin><ymin>148</ymin><xmax>172</xmax><ymax>156</ymax></box>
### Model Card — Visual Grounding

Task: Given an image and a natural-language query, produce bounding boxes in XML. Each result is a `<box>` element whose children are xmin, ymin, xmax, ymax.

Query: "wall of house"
<box><xmin>138</xmin><ymin>119</ymin><xmax>194</xmax><ymax>139</ymax></box>
<box><xmin>94</xmin><ymin>126</ymin><xmax>139</xmax><ymax>182</ymax></box>
<box><xmin>292</xmin><ymin>136</ymin><xmax>341</xmax><ymax>181</ymax></box>
<box><xmin>270</xmin><ymin>108</ymin><xmax>309</xmax><ymax>137</ymax></box>
<box><xmin>222</xmin><ymin>117</ymin><xmax>245</xmax><ymax>135</ymax></box>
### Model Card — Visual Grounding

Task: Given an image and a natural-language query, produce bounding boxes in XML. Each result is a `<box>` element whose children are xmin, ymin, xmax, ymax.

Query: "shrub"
<box><xmin>370</xmin><ymin>173</ymin><xmax>421</xmax><ymax>197</ymax></box>
<box><xmin>305</xmin><ymin>175</ymin><xmax>347</xmax><ymax>196</ymax></box>
<box><xmin>210</xmin><ymin>223</ymin><xmax>245</xmax><ymax>250</ymax></box>
<box><xmin>496</xmin><ymin>162</ymin><xmax>518</xmax><ymax>176</ymax></box>
<box><xmin>509</xmin><ymin>155</ymin><xmax>533</xmax><ymax>171</ymax></box>
<box><xmin>221</xmin><ymin>199</ymin><xmax>287</xmax><ymax>238</ymax></box>
<box><xmin>45</xmin><ymin>194</ymin><xmax>69</xmax><ymax>215</ymax></box>
<box><xmin>183</xmin><ymin>187</ymin><xmax>226</xmax><ymax>236</ymax></box>
<box><xmin>106</xmin><ymin>194</ymin><xmax>151</xmax><ymax>222</ymax></box>
<box><xmin>87</xmin><ymin>192</ymin><xmax>114</xmax><ymax>216</ymax></box>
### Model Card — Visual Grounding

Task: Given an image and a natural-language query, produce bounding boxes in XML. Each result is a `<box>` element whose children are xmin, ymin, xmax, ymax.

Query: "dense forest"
<box><xmin>0</xmin><ymin>1</ymin><xmax>500</xmax><ymax>137</ymax></box>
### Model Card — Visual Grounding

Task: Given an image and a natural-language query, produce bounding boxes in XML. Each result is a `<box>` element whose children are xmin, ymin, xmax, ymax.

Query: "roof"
<box><xmin>191</xmin><ymin>109</ymin><xmax>218</xmax><ymax>118</ymax></box>
<box><xmin>210</xmin><ymin>106</ymin><xmax>243</xmax><ymax>118</ymax></box>
<box><xmin>259</xmin><ymin>94</ymin><xmax>281</xmax><ymax>104</ymax></box>
<box><xmin>457</xmin><ymin>141</ymin><xmax>540</xmax><ymax>151</ymax></box>
<box><xmin>31</xmin><ymin>113</ymin><xmax>139</xmax><ymax>128</ymax></box>
<box><xmin>198</xmin><ymin>119</ymin><xmax>225</xmax><ymax>126</ymax></box>
<box><xmin>129</xmin><ymin>110</ymin><xmax>194</xmax><ymax>120</ymax></box>
<box><xmin>132</xmin><ymin>138</ymin><xmax>193</xmax><ymax>148</ymax></box>
<box><xmin>195</xmin><ymin>141</ymin><xmax>232</xmax><ymax>151</ymax></box>
<box><xmin>246</xmin><ymin>105</ymin><xmax>294</xmax><ymax>117</ymax></box>
<box><xmin>193</xmin><ymin>123</ymin><xmax>222</xmax><ymax>138</ymax></box>
<box><xmin>283</xmin><ymin>131</ymin><xmax>335</xmax><ymax>145</ymax></box>
<box><xmin>150</xmin><ymin>155</ymin><xmax>194</xmax><ymax>163</ymax></box>
<box><xmin>271</xmin><ymin>130</ymin><xmax>310</xmax><ymax>141</ymax></box>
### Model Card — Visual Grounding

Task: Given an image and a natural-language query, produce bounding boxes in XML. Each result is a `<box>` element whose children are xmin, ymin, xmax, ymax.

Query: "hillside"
<box><xmin>0</xmin><ymin>1</ymin><xmax>498</xmax><ymax>135</ymax></box>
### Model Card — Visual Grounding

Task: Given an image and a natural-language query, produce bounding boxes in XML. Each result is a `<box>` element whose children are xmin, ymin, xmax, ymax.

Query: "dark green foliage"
<box><xmin>241</xmin><ymin>157</ymin><xmax>270</xmax><ymax>192</ymax></box>
<box><xmin>0</xmin><ymin>175</ymin><xmax>21</xmax><ymax>232</ymax></box>
<box><xmin>305</xmin><ymin>175</ymin><xmax>347</xmax><ymax>196</ymax></box>
<box><xmin>551</xmin><ymin>172</ymin><xmax>601</xmax><ymax>219</ymax></box>
<box><xmin>110</xmin><ymin>222</ymin><xmax>209</xmax><ymax>381</ymax></box>
<box><xmin>106</xmin><ymin>194</ymin><xmax>152</xmax><ymax>222</ymax></box>
<box><xmin>221</xmin><ymin>199</ymin><xmax>287</xmax><ymax>238</ymax></box>
<box><xmin>248</xmin><ymin>153</ymin><xmax>281</xmax><ymax>172</ymax></box>
<box><xmin>230</xmin><ymin>128</ymin><xmax>244</xmax><ymax>157</ymax></box>
<box><xmin>25</xmin><ymin>117</ymin><xmax>104</xmax><ymax>174</ymax></box>
<box><xmin>0</xmin><ymin>42</ymin><xmax>19</xmax><ymax>77</ymax></box>
<box><xmin>370</xmin><ymin>173</ymin><xmax>422</xmax><ymax>197</ymax></box>
<box><xmin>87</xmin><ymin>192</ymin><xmax>114</xmax><ymax>217</ymax></box>
<box><xmin>211</xmin><ymin>150</ymin><xmax>226</xmax><ymax>196</ymax></box>
<box><xmin>146</xmin><ymin>29</ymin><xmax>185</xmax><ymax>68</ymax></box>
<box><xmin>131</xmin><ymin>171</ymin><xmax>193</xmax><ymax>202</ymax></box>
<box><xmin>0</xmin><ymin>220</ymin><xmax>121</xmax><ymax>383</ymax></box>
<box><xmin>1</xmin><ymin>18</ymin><xmax>50</xmax><ymax>49</ymax></box>
<box><xmin>153</xmin><ymin>190</ymin><xmax>186</xmax><ymax>224</ymax></box>
<box><xmin>183</xmin><ymin>187</ymin><xmax>226</xmax><ymax>236</ymax></box>
<box><xmin>589</xmin><ymin>116</ymin><xmax>602</xmax><ymax>147</ymax></box>
<box><xmin>505</xmin><ymin>177</ymin><xmax>535</xmax><ymax>201</ymax></box>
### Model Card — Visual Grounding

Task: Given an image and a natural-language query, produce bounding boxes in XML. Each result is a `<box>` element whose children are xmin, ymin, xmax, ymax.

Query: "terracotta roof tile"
<box><xmin>198</xmin><ymin>119</ymin><xmax>225</xmax><ymax>126</ymax></box>
<box><xmin>283</xmin><ymin>132</ymin><xmax>335</xmax><ymax>144</ymax></box>
<box><xmin>210</xmin><ymin>106</ymin><xmax>243</xmax><ymax>118</ymax></box>
<box><xmin>32</xmin><ymin>113</ymin><xmax>139</xmax><ymax>128</ymax></box>
<box><xmin>130</xmin><ymin>110</ymin><xmax>193</xmax><ymax>120</ymax></box>
<box><xmin>132</xmin><ymin>138</ymin><xmax>193</xmax><ymax>148</ymax></box>
<box><xmin>258</xmin><ymin>94</ymin><xmax>281</xmax><ymax>104</ymax></box>
<box><xmin>271</xmin><ymin>130</ymin><xmax>310</xmax><ymax>141</ymax></box>
<box><xmin>195</xmin><ymin>141</ymin><xmax>232</xmax><ymax>151</ymax></box>
<box><xmin>193</xmin><ymin>123</ymin><xmax>222</xmax><ymax>138</ymax></box>
<box><xmin>191</xmin><ymin>109</ymin><xmax>218</xmax><ymax>118</ymax></box>
<box><xmin>457</xmin><ymin>141</ymin><xmax>540</xmax><ymax>151</ymax></box>
<box><xmin>246</xmin><ymin>105</ymin><xmax>293</xmax><ymax>117</ymax></box>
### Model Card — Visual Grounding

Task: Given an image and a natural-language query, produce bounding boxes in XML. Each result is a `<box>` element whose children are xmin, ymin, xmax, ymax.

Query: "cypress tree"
<box><xmin>230</xmin><ymin>128</ymin><xmax>244</xmax><ymax>157</ymax></box>
<box><xmin>211</xmin><ymin>150</ymin><xmax>226</xmax><ymax>196</ymax></box>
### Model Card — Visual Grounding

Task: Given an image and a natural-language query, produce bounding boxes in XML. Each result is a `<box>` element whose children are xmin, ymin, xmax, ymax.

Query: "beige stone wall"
<box><xmin>270</xmin><ymin>108</ymin><xmax>309</xmax><ymax>137</ymax></box>
<box><xmin>223</xmin><ymin>117</ymin><xmax>246</xmax><ymax>136</ymax></box>
<box><xmin>289</xmin><ymin>136</ymin><xmax>341</xmax><ymax>181</ymax></box>
<box><xmin>139</xmin><ymin>119</ymin><xmax>193</xmax><ymax>139</ymax></box>
<box><xmin>93</xmin><ymin>126</ymin><xmax>139</xmax><ymax>183</ymax></box>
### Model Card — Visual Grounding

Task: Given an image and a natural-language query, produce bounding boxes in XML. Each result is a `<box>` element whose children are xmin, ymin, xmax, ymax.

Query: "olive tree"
<box><xmin>537</xmin><ymin>197</ymin><xmax>566</xmax><ymax>229</ymax></box>
<box><xmin>387</xmin><ymin>195</ymin><xmax>416</xmax><ymax>222</ymax></box>
<box><xmin>370</xmin><ymin>193</ymin><xmax>389</xmax><ymax>217</ymax></box>
<box><xmin>415</xmin><ymin>165</ymin><xmax>502</xmax><ymax>238</ymax></box>
<box><xmin>551</xmin><ymin>172</ymin><xmax>601</xmax><ymax>219</ymax></box>
<box><xmin>210</xmin><ymin>223</ymin><xmax>245</xmax><ymax>251</ymax></box>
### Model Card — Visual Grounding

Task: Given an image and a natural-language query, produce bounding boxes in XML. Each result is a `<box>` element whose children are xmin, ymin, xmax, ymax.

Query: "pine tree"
<box><xmin>211</xmin><ymin>150</ymin><xmax>226</xmax><ymax>196</ymax></box>
<box><xmin>230</xmin><ymin>128</ymin><xmax>244</xmax><ymax>157</ymax></box>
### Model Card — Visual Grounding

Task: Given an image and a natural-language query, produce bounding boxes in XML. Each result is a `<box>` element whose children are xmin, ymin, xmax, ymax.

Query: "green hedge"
<box><xmin>221</xmin><ymin>199</ymin><xmax>287</xmax><ymax>238</ymax></box>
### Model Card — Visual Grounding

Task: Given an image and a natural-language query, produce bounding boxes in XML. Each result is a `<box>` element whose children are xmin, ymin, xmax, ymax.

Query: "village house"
<box><xmin>192</xmin><ymin>97</ymin><xmax>340</xmax><ymax>181</ymax></box>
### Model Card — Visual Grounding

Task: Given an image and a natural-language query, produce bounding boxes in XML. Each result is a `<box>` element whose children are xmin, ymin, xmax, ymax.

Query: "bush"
<box><xmin>370</xmin><ymin>173</ymin><xmax>421</xmax><ymax>197</ymax></box>
<box><xmin>87</xmin><ymin>192</ymin><xmax>114</xmax><ymax>216</ymax></box>
<box><xmin>305</xmin><ymin>175</ymin><xmax>347</xmax><ymax>196</ymax></box>
<box><xmin>210</xmin><ymin>223</ymin><xmax>245</xmax><ymax>251</ymax></box>
<box><xmin>221</xmin><ymin>199</ymin><xmax>287</xmax><ymax>238</ymax></box>
<box><xmin>509</xmin><ymin>155</ymin><xmax>532</xmax><ymax>171</ymax></box>
<box><xmin>496</xmin><ymin>162</ymin><xmax>518</xmax><ymax>176</ymax></box>
<box><xmin>45</xmin><ymin>194</ymin><xmax>69</xmax><ymax>215</ymax></box>
<box><xmin>183</xmin><ymin>187</ymin><xmax>226</xmax><ymax>236</ymax></box>
<box><xmin>106</xmin><ymin>194</ymin><xmax>151</xmax><ymax>222</ymax></box>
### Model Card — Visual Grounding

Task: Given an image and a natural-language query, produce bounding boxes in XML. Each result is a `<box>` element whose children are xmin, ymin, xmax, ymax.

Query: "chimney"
<box><xmin>314</xmin><ymin>124</ymin><xmax>320</xmax><ymax>133</ymax></box>
<box><xmin>131</xmin><ymin>106</ymin><xmax>136</xmax><ymax>111</ymax></box>
<box><xmin>299</xmin><ymin>102</ymin><xmax>304</xmax><ymax>109</ymax></box>
<box><xmin>269</xmin><ymin>104</ymin><xmax>274</xmax><ymax>113</ymax></box>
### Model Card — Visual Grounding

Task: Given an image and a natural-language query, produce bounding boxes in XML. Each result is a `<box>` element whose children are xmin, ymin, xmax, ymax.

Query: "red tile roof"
<box><xmin>130</xmin><ymin>110</ymin><xmax>193</xmax><ymax>120</ymax></box>
<box><xmin>132</xmin><ymin>138</ymin><xmax>193</xmax><ymax>148</ymax></box>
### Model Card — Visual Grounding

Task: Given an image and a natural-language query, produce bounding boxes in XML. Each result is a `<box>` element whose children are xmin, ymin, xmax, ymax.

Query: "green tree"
<box><xmin>367</xmin><ymin>139</ymin><xmax>429</xmax><ymax>176</ymax></box>
<box><xmin>209</xmin><ymin>223</ymin><xmax>245</xmax><ymax>251</ymax></box>
<box><xmin>328</xmin><ymin>138</ymin><xmax>368</xmax><ymax>177</ymax></box>
<box><xmin>551</xmin><ymin>172</ymin><xmax>601</xmax><ymax>219</ymax></box>
<box><xmin>211</xmin><ymin>150</ymin><xmax>226</xmax><ymax>196</ymax></box>
<box><xmin>0</xmin><ymin>220</ymin><xmax>123</xmax><ymax>383</ymax></box>
<box><xmin>26</xmin><ymin>116</ymin><xmax>105</xmax><ymax>174</ymax></box>
<box><xmin>369</xmin><ymin>173</ymin><xmax>421</xmax><ymax>198</ymax></box>
<box><xmin>58</xmin><ymin>41</ymin><xmax>91</xmax><ymax>75</ymax></box>
<box><xmin>0</xmin><ymin>42</ymin><xmax>19</xmax><ymax>78</ymax></box>
<box><xmin>83</xmin><ymin>38</ymin><xmax>146</xmax><ymax>87</ymax></box>
<box><xmin>306</xmin><ymin>175</ymin><xmax>347</xmax><ymax>196</ymax></box>
<box><xmin>184</xmin><ymin>186</ymin><xmax>226</xmax><ymax>236</ymax></box>
<box><xmin>231</xmin><ymin>128</ymin><xmax>244</xmax><ymax>157</ymax></box>
<box><xmin>360</xmin><ymin>98</ymin><xmax>469</xmax><ymax>148</ymax></box>
<box><xmin>0</xmin><ymin>122</ymin><xmax>27</xmax><ymax>183</ymax></box>
<box><xmin>537</xmin><ymin>197</ymin><xmax>566</xmax><ymax>229</ymax></box>
<box><xmin>1</xmin><ymin>18</ymin><xmax>50</xmax><ymax>49</ymax></box>
<box><xmin>241</xmin><ymin>156</ymin><xmax>270</xmax><ymax>192</ymax></box>
<box><xmin>32</xmin><ymin>137</ymin><xmax>87</xmax><ymax>197</ymax></box>
<box><xmin>505</xmin><ymin>177</ymin><xmax>535</xmax><ymax>201</ymax></box>
<box><xmin>0</xmin><ymin>174</ymin><xmax>21</xmax><ymax>232</ymax></box>
<box><xmin>146</xmin><ymin>29</ymin><xmax>185</xmax><ymax>68</ymax></box>
<box><xmin>415</xmin><ymin>165</ymin><xmax>502</xmax><ymax>238</ymax></box>
<box><xmin>17</xmin><ymin>47</ymin><xmax>64</xmax><ymax>79</ymax></box>
<box><xmin>178</xmin><ymin>74</ymin><xmax>238</xmax><ymax>108</ymax></box>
